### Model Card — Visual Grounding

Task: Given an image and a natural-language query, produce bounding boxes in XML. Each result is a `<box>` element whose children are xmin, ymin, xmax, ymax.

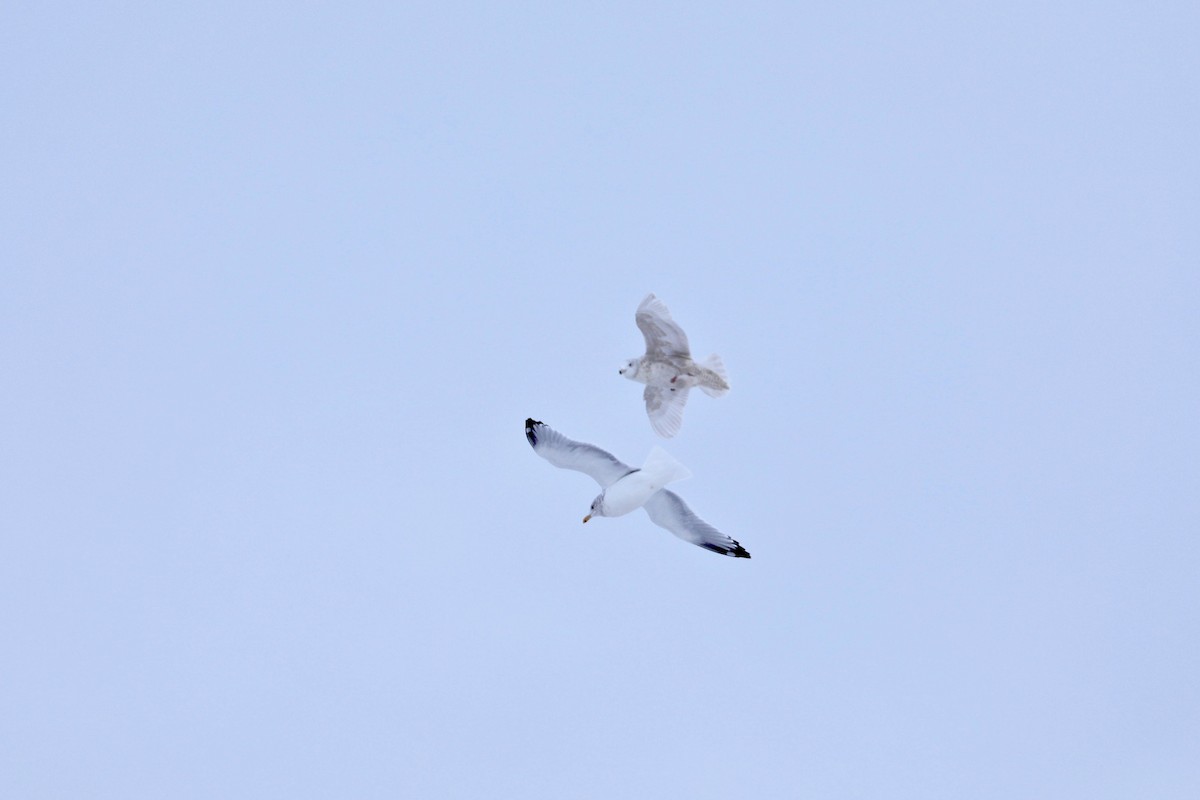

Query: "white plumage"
<box><xmin>524</xmin><ymin>418</ymin><xmax>750</xmax><ymax>559</ymax></box>
<box><xmin>619</xmin><ymin>294</ymin><xmax>730</xmax><ymax>438</ymax></box>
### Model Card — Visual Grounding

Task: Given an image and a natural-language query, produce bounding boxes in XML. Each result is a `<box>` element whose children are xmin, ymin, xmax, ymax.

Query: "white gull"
<box><xmin>619</xmin><ymin>293</ymin><xmax>730</xmax><ymax>438</ymax></box>
<box><xmin>524</xmin><ymin>418</ymin><xmax>750</xmax><ymax>559</ymax></box>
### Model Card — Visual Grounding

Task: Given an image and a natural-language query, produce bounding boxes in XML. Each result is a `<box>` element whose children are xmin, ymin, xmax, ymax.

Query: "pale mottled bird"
<box><xmin>619</xmin><ymin>293</ymin><xmax>730</xmax><ymax>438</ymax></box>
<box><xmin>525</xmin><ymin>418</ymin><xmax>750</xmax><ymax>558</ymax></box>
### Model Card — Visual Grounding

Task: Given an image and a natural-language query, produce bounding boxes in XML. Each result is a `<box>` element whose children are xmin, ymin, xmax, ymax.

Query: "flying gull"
<box><xmin>524</xmin><ymin>418</ymin><xmax>750</xmax><ymax>558</ymax></box>
<box><xmin>619</xmin><ymin>293</ymin><xmax>730</xmax><ymax>438</ymax></box>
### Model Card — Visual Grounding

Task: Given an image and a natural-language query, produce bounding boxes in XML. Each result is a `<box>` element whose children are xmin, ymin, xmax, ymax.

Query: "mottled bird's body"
<box><xmin>619</xmin><ymin>294</ymin><xmax>730</xmax><ymax>437</ymax></box>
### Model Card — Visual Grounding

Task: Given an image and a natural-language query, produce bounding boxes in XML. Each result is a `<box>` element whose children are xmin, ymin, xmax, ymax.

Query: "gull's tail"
<box><xmin>641</xmin><ymin>446</ymin><xmax>692</xmax><ymax>486</ymax></box>
<box><xmin>699</xmin><ymin>353</ymin><xmax>730</xmax><ymax>398</ymax></box>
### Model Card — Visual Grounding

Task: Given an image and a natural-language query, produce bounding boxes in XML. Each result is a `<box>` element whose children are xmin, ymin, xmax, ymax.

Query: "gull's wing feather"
<box><xmin>525</xmin><ymin>418</ymin><xmax>634</xmax><ymax>488</ymax></box>
<box><xmin>642</xmin><ymin>490</ymin><xmax>750</xmax><ymax>558</ymax></box>
<box><xmin>636</xmin><ymin>293</ymin><xmax>691</xmax><ymax>359</ymax></box>
<box><xmin>643</xmin><ymin>385</ymin><xmax>689</xmax><ymax>439</ymax></box>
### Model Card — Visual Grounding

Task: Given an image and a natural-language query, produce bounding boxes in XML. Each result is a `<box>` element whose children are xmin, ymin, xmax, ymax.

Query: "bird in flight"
<box><xmin>524</xmin><ymin>418</ymin><xmax>750</xmax><ymax>558</ymax></box>
<box><xmin>619</xmin><ymin>293</ymin><xmax>730</xmax><ymax>438</ymax></box>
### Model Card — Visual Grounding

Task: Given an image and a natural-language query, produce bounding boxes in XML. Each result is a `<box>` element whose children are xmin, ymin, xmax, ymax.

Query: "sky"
<box><xmin>2</xmin><ymin>2</ymin><xmax>1198</xmax><ymax>798</ymax></box>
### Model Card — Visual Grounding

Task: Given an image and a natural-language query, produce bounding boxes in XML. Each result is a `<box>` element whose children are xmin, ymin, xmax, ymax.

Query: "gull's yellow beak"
<box><xmin>582</xmin><ymin>514</ymin><xmax>591</xmax><ymax>523</ymax></box>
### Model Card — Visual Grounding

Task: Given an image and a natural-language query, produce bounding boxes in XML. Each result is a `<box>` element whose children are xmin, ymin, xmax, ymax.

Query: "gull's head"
<box><xmin>583</xmin><ymin>493</ymin><xmax>606</xmax><ymax>523</ymax></box>
<box><xmin>618</xmin><ymin>358</ymin><xmax>640</xmax><ymax>380</ymax></box>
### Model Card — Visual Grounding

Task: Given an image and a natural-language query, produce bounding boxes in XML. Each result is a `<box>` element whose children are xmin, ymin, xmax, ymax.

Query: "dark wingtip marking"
<box><xmin>701</xmin><ymin>541</ymin><xmax>752</xmax><ymax>559</ymax></box>
<box><xmin>525</xmin><ymin>418</ymin><xmax>542</xmax><ymax>447</ymax></box>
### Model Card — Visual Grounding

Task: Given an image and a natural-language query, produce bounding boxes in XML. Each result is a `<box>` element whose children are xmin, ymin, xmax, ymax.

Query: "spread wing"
<box><xmin>642</xmin><ymin>490</ymin><xmax>750</xmax><ymax>558</ymax></box>
<box><xmin>643</xmin><ymin>385</ymin><xmax>689</xmax><ymax>439</ymax></box>
<box><xmin>524</xmin><ymin>418</ymin><xmax>634</xmax><ymax>488</ymax></box>
<box><xmin>636</xmin><ymin>294</ymin><xmax>691</xmax><ymax>359</ymax></box>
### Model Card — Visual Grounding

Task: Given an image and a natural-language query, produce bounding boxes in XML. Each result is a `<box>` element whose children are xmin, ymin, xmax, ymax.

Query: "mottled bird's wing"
<box><xmin>643</xmin><ymin>385</ymin><xmax>689</xmax><ymax>439</ymax></box>
<box><xmin>636</xmin><ymin>294</ymin><xmax>691</xmax><ymax>359</ymax></box>
<box><xmin>524</xmin><ymin>418</ymin><xmax>634</xmax><ymax>488</ymax></box>
<box><xmin>642</xmin><ymin>490</ymin><xmax>750</xmax><ymax>558</ymax></box>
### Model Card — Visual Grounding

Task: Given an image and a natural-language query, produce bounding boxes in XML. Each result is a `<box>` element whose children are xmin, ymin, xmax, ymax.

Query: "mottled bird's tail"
<box><xmin>698</xmin><ymin>353</ymin><xmax>730</xmax><ymax>398</ymax></box>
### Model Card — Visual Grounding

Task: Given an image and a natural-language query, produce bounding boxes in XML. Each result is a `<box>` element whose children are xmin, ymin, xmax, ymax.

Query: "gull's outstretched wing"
<box><xmin>642</xmin><ymin>490</ymin><xmax>750</xmax><ymax>558</ymax></box>
<box><xmin>643</xmin><ymin>385</ymin><xmax>689</xmax><ymax>439</ymax></box>
<box><xmin>636</xmin><ymin>294</ymin><xmax>691</xmax><ymax>359</ymax></box>
<box><xmin>525</xmin><ymin>418</ymin><xmax>634</xmax><ymax>488</ymax></box>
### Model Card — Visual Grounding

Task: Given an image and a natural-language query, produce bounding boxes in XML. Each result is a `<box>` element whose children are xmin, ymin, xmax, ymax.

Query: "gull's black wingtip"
<box><xmin>525</xmin><ymin>418</ymin><xmax>542</xmax><ymax>447</ymax></box>
<box><xmin>700</xmin><ymin>541</ymin><xmax>752</xmax><ymax>559</ymax></box>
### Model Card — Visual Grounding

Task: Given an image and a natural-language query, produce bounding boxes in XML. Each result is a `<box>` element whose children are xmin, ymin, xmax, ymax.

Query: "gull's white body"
<box><xmin>590</xmin><ymin>446</ymin><xmax>691</xmax><ymax>518</ymax></box>
<box><xmin>524</xmin><ymin>418</ymin><xmax>751</xmax><ymax>558</ymax></box>
<box><xmin>620</xmin><ymin>294</ymin><xmax>730</xmax><ymax>438</ymax></box>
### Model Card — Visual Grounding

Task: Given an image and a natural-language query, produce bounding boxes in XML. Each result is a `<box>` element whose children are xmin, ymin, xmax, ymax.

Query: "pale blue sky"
<box><xmin>2</xmin><ymin>2</ymin><xmax>1198</xmax><ymax>798</ymax></box>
